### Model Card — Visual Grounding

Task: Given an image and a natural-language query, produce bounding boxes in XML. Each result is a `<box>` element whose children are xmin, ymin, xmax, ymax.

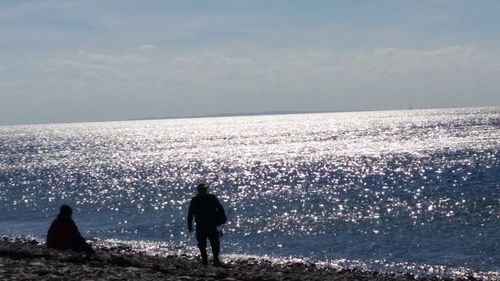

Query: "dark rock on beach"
<box><xmin>0</xmin><ymin>237</ymin><xmax>494</xmax><ymax>281</ymax></box>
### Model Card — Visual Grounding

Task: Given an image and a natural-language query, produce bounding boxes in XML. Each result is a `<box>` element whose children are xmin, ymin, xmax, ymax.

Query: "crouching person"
<box><xmin>46</xmin><ymin>204</ymin><xmax>94</xmax><ymax>255</ymax></box>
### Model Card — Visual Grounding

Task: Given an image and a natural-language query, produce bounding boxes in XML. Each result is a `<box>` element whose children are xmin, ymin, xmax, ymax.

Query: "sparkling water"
<box><xmin>0</xmin><ymin>107</ymin><xmax>498</xmax><ymax>277</ymax></box>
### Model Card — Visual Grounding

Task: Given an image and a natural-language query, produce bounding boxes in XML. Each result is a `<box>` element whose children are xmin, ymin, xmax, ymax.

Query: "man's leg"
<box><xmin>71</xmin><ymin>236</ymin><xmax>94</xmax><ymax>255</ymax></box>
<box><xmin>207</xmin><ymin>228</ymin><xmax>220</xmax><ymax>265</ymax></box>
<box><xmin>196</xmin><ymin>228</ymin><xmax>208</xmax><ymax>265</ymax></box>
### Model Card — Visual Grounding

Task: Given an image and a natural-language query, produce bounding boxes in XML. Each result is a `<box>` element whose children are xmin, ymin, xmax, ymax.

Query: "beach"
<box><xmin>1</xmin><ymin>109</ymin><xmax>498</xmax><ymax>280</ymax></box>
<box><xmin>0</xmin><ymin>237</ymin><xmax>490</xmax><ymax>281</ymax></box>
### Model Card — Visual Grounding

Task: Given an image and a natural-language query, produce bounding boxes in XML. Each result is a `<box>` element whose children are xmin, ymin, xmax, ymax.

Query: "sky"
<box><xmin>1</xmin><ymin>0</ymin><xmax>499</xmax><ymax>125</ymax></box>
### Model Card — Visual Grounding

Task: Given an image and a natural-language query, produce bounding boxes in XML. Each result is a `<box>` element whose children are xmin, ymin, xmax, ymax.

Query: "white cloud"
<box><xmin>139</xmin><ymin>44</ymin><xmax>156</xmax><ymax>50</ymax></box>
<box><xmin>1</xmin><ymin>46</ymin><xmax>499</xmax><ymax>125</ymax></box>
<box><xmin>75</xmin><ymin>50</ymin><xmax>150</xmax><ymax>65</ymax></box>
<box><xmin>1</xmin><ymin>0</ymin><xmax>499</xmax><ymax>125</ymax></box>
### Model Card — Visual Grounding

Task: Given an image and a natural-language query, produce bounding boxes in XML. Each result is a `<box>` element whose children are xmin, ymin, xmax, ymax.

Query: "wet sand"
<box><xmin>0</xmin><ymin>237</ymin><xmax>485</xmax><ymax>281</ymax></box>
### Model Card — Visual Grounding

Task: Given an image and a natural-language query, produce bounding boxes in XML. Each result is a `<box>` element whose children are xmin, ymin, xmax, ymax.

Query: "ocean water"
<box><xmin>0</xmin><ymin>107</ymin><xmax>499</xmax><ymax>278</ymax></box>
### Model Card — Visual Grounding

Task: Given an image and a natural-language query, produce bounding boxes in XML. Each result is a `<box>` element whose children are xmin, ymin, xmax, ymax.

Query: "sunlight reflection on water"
<box><xmin>0</xmin><ymin>107</ymin><xmax>499</xmax><ymax>278</ymax></box>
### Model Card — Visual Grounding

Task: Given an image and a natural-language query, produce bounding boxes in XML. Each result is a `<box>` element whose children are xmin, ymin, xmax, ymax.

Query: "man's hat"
<box><xmin>197</xmin><ymin>183</ymin><xmax>208</xmax><ymax>189</ymax></box>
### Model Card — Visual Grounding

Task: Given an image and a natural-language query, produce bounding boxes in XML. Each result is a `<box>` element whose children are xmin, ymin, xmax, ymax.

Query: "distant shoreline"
<box><xmin>2</xmin><ymin>105</ymin><xmax>498</xmax><ymax>127</ymax></box>
<box><xmin>120</xmin><ymin>105</ymin><xmax>500</xmax><ymax>121</ymax></box>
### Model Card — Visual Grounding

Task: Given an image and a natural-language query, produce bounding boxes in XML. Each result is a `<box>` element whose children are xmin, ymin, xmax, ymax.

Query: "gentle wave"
<box><xmin>1</xmin><ymin>107</ymin><xmax>499</xmax><ymax>277</ymax></box>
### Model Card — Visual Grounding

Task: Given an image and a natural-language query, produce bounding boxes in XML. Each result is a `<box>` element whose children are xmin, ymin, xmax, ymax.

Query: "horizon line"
<box><xmin>1</xmin><ymin>105</ymin><xmax>498</xmax><ymax>128</ymax></box>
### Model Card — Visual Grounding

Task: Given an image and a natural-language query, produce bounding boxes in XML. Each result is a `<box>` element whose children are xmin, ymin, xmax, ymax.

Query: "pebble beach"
<box><xmin>1</xmin><ymin>237</ymin><xmax>494</xmax><ymax>281</ymax></box>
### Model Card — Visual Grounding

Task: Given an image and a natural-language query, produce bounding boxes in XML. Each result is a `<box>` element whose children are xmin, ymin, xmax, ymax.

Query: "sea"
<box><xmin>0</xmin><ymin>107</ymin><xmax>499</xmax><ymax>279</ymax></box>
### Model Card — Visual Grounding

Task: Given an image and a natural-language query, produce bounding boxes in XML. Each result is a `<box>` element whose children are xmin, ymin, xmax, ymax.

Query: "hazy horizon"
<box><xmin>2</xmin><ymin>1</ymin><xmax>500</xmax><ymax>126</ymax></box>
<box><xmin>2</xmin><ymin>105</ymin><xmax>498</xmax><ymax>127</ymax></box>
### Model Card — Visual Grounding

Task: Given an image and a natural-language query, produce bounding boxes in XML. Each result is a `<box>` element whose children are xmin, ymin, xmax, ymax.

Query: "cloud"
<box><xmin>139</xmin><ymin>44</ymin><xmax>156</xmax><ymax>50</ymax></box>
<box><xmin>1</xmin><ymin>1</ymin><xmax>500</xmax><ymax>126</ymax></box>
<box><xmin>74</xmin><ymin>50</ymin><xmax>150</xmax><ymax>64</ymax></box>
<box><xmin>1</xmin><ymin>45</ymin><xmax>499</xmax><ymax>125</ymax></box>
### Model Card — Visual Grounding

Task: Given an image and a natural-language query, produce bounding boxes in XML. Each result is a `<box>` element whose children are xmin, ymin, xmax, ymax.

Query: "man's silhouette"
<box><xmin>46</xmin><ymin>205</ymin><xmax>94</xmax><ymax>254</ymax></box>
<box><xmin>187</xmin><ymin>183</ymin><xmax>226</xmax><ymax>266</ymax></box>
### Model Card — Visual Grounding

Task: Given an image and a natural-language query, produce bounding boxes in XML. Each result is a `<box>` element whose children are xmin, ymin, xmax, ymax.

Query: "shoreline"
<box><xmin>0</xmin><ymin>237</ymin><xmax>494</xmax><ymax>281</ymax></box>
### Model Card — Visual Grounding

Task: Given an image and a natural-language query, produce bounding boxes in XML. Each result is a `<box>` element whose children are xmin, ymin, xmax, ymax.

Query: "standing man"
<box><xmin>187</xmin><ymin>183</ymin><xmax>227</xmax><ymax>266</ymax></box>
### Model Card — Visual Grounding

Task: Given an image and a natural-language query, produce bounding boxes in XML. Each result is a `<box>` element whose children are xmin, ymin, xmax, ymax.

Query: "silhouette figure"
<box><xmin>187</xmin><ymin>183</ymin><xmax>227</xmax><ymax>266</ymax></box>
<box><xmin>46</xmin><ymin>205</ymin><xmax>94</xmax><ymax>254</ymax></box>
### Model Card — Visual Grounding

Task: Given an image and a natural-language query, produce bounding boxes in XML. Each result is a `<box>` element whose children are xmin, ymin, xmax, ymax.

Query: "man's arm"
<box><xmin>68</xmin><ymin>219</ymin><xmax>84</xmax><ymax>239</ymax></box>
<box><xmin>187</xmin><ymin>199</ymin><xmax>194</xmax><ymax>232</ymax></box>
<box><xmin>214</xmin><ymin>196</ymin><xmax>227</xmax><ymax>224</ymax></box>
